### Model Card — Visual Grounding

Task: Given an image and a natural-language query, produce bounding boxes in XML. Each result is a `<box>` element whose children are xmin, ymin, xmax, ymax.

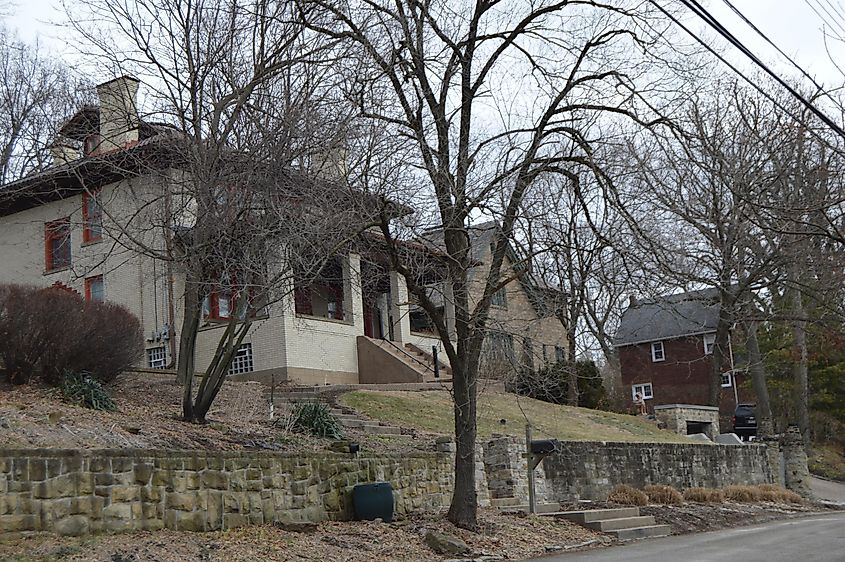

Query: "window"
<box><xmin>487</xmin><ymin>332</ymin><xmax>514</xmax><ymax>362</ymax></box>
<box><xmin>542</xmin><ymin>345</ymin><xmax>548</xmax><ymax>363</ymax></box>
<box><xmin>204</xmin><ymin>271</ymin><xmax>265</xmax><ymax>321</ymax></box>
<box><xmin>491</xmin><ymin>286</ymin><xmax>507</xmax><ymax>307</ymax></box>
<box><xmin>45</xmin><ymin>218</ymin><xmax>71</xmax><ymax>271</ymax></box>
<box><xmin>228</xmin><ymin>343</ymin><xmax>254</xmax><ymax>375</ymax></box>
<box><xmin>521</xmin><ymin>337</ymin><xmax>534</xmax><ymax>371</ymax></box>
<box><xmin>83</xmin><ymin>134</ymin><xmax>101</xmax><ymax>156</ymax></box>
<box><xmin>703</xmin><ymin>334</ymin><xmax>716</xmax><ymax>355</ymax></box>
<box><xmin>651</xmin><ymin>341</ymin><xmax>665</xmax><ymax>362</ymax></box>
<box><xmin>721</xmin><ymin>372</ymin><xmax>733</xmax><ymax>388</ymax></box>
<box><xmin>82</xmin><ymin>191</ymin><xmax>103</xmax><ymax>243</ymax></box>
<box><xmin>555</xmin><ymin>345</ymin><xmax>565</xmax><ymax>363</ymax></box>
<box><xmin>85</xmin><ymin>275</ymin><xmax>104</xmax><ymax>302</ymax></box>
<box><xmin>632</xmin><ymin>383</ymin><xmax>653</xmax><ymax>400</ymax></box>
<box><xmin>147</xmin><ymin>346</ymin><xmax>167</xmax><ymax>369</ymax></box>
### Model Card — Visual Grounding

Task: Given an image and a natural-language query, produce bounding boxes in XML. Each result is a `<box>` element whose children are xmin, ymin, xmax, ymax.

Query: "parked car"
<box><xmin>733</xmin><ymin>403</ymin><xmax>757</xmax><ymax>440</ymax></box>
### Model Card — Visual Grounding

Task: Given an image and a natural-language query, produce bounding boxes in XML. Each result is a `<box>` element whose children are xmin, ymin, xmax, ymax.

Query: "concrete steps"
<box><xmin>269</xmin><ymin>392</ymin><xmax>407</xmax><ymax>437</ymax></box>
<box><xmin>556</xmin><ymin>508</ymin><xmax>671</xmax><ymax>541</ymax></box>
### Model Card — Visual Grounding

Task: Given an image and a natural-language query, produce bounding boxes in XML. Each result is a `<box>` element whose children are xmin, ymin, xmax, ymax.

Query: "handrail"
<box><xmin>379</xmin><ymin>338</ymin><xmax>436</xmax><ymax>374</ymax></box>
<box><xmin>405</xmin><ymin>342</ymin><xmax>451</xmax><ymax>375</ymax></box>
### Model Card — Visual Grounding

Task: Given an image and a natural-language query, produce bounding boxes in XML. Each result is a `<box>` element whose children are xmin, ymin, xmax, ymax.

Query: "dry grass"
<box><xmin>756</xmin><ymin>484</ymin><xmax>804</xmax><ymax>504</ymax></box>
<box><xmin>643</xmin><ymin>484</ymin><xmax>684</xmax><ymax>505</ymax></box>
<box><xmin>607</xmin><ymin>484</ymin><xmax>648</xmax><ymax>506</ymax></box>
<box><xmin>723</xmin><ymin>485</ymin><xmax>763</xmax><ymax>502</ymax></box>
<box><xmin>682</xmin><ymin>488</ymin><xmax>725</xmax><ymax>503</ymax></box>
<box><xmin>340</xmin><ymin>390</ymin><xmax>692</xmax><ymax>443</ymax></box>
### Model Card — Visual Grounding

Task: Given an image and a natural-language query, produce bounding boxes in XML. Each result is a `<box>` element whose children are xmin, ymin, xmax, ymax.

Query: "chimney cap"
<box><xmin>96</xmin><ymin>75</ymin><xmax>141</xmax><ymax>89</ymax></box>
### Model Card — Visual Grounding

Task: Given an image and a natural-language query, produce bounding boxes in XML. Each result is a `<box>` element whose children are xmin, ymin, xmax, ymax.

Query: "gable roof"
<box><xmin>422</xmin><ymin>220</ymin><xmax>564</xmax><ymax>317</ymax></box>
<box><xmin>614</xmin><ymin>287</ymin><xmax>720</xmax><ymax>347</ymax></box>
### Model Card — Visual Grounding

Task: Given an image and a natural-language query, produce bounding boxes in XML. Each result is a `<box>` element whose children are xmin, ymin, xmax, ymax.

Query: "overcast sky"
<box><xmin>6</xmin><ymin>0</ymin><xmax>845</xmax><ymax>92</ymax></box>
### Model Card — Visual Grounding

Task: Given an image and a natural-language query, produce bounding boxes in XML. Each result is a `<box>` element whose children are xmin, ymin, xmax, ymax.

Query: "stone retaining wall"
<box><xmin>0</xmin><ymin>449</ymin><xmax>454</xmax><ymax>536</ymax></box>
<box><xmin>541</xmin><ymin>441</ymin><xmax>773</xmax><ymax>501</ymax></box>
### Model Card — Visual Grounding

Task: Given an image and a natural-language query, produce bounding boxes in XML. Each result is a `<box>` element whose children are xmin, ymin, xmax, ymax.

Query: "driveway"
<box><xmin>536</xmin><ymin>512</ymin><xmax>845</xmax><ymax>562</ymax></box>
<box><xmin>811</xmin><ymin>476</ymin><xmax>845</xmax><ymax>504</ymax></box>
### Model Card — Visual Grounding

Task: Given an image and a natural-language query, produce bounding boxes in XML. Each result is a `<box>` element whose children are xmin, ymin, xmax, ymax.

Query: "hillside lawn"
<box><xmin>340</xmin><ymin>389</ymin><xmax>693</xmax><ymax>443</ymax></box>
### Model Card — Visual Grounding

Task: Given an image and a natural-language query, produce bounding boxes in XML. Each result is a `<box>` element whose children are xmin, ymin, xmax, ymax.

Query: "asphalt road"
<box><xmin>536</xmin><ymin>512</ymin><xmax>845</xmax><ymax>562</ymax></box>
<box><xmin>811</xmin><ymin>476</ymin><xmax>845</xmax><ymax>504</ymax></box>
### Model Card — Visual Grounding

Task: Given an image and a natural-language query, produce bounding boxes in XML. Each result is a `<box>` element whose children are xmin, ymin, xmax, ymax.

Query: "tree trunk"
<box><xmin>790</xmin><ymin>286</ymin><xmax>811</xmax><ymax>447</ymax></box>
<box><xmin>447</xmin><ymin>360</ymin><xmax>478</xmax><ymax>530</ymax></box>
<box><xmin>745</xmin><ymin>319</ymin><xmax>774</xmax><ymax>438</ymax></box>
<box><xmin>178</xmin><ymin>281</ymin><xmax>201</xmax><ymax>421</ymax></box>
<box><xmin>566</xmin><ymin>332</ymin><xmax>578</xmax><ymax>406</ymax></box>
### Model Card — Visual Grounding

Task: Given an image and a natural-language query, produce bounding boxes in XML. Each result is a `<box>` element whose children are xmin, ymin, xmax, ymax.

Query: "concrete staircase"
<box><xmin>361</xmin><ymin>337</ymin><xmax>452</xmax><ymax>384</ymax></box>
<box><xmin>557</xmin><ymin>507</ymin><xmax>671</xmax><ymax>541</ymax></box>
<box><xmin>403</xmin><ymin>342</ymin><xmax>453</xmax><ymax>380</ymax></box>
<box><xmin>328</xmin><ymin>405</ymin><xmax>404</xmax><ymax>436</ymax></box>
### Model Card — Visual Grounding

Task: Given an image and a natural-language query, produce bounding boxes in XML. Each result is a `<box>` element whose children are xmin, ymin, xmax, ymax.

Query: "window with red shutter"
<box><xmin>45</xmin><ymin>218</ymin><xmax>71</xmax><ymax>272</ymax></box>
<box><xmin>82</xmin><ymin>191</ymin><xmax>103</xmax><ymax>243</ymax></box>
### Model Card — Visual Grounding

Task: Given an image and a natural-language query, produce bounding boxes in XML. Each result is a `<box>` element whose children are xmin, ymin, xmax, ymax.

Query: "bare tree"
<box><xmin>63</xmin><ymin>0</ymin><xmax>374</xmax><ymax>422</ymax></box>
<box><xmin>304</xmin><ymin>0</ymin><xmax>678</xmax><ymax>528</ymax></box>
<box><xmin>0</xmin><ymin>27</ymin><xmax>88</xmax><ymax>183</ymax></box>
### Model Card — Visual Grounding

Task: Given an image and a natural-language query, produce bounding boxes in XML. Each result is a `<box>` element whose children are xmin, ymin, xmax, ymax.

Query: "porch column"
<box><xmin>443</xmin><ymin>279</ymin><xmax>457</xmax><ymax>341</ymax></box>
<box><xmin>377</xmin><ymin>293</ymin><xmax>390</xmax><ymax>339</ymax></box>
<box><xmin>389</xmin><ymin>270</ymin><xmax>412</xmax><ymax>343</ymax></box>
<box><xmin>343</xmin><ymin>253</ymin><xmax>364</xmax><ymax>328</ymax></box>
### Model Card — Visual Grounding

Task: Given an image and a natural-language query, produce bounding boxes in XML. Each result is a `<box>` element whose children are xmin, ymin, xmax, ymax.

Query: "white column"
<box><xmin>377</xmin><ymin>293</ymin><xmax>390</xmax><ymax>339</ymax></box>
<box><xmin>343</xmin><ymin>253</ymin><xmax>364</xmax><ymax>328</ymax></box>
<box><xmin>389</xmin><ymin>270</ymin><xmax>412</xmax><ymax>343</ymax></box>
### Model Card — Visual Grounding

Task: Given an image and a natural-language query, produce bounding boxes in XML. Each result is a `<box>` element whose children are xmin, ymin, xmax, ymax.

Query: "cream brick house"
<box><xmin>0</xmin><ymin>76</ymin><xmax>567</xmax><ymax>386</ymax></box>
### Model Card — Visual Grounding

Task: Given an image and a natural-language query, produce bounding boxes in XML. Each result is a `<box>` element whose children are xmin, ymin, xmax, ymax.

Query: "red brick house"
<box><xmin>614</xmin><ymin>288</ymin><xmax>752</xmax><ymax>426</ymax></box>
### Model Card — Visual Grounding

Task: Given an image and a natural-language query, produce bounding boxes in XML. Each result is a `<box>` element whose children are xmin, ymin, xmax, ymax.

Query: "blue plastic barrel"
<box><xmin>352</xmin><ymin>482</ymin><xmax>394</xmax><ymax>522</ymax></box>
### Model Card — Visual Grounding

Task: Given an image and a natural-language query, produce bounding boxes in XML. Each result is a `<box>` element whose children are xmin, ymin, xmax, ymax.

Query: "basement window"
<box><xmin>228</xmin><ymin>343</ymin><xmax>254</xmax><ymax>375</ymax></box>
<box><xmin>147</xmin><ymin>346</ymin><xmax>167</xmax><ymax>369</ymax></box>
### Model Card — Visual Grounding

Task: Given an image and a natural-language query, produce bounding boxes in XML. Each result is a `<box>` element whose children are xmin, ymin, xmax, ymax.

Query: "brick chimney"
<box><xmin>96</xmin><ymin>76</ymin><xmax>140</xmax><ymax>152</ymax></box>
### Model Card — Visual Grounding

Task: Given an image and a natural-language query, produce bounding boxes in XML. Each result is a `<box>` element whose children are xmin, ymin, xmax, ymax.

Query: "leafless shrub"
<box><xmin>643</xmin><ymin>484</ymin><xmax>684</xmax><ymax>505</ymax></box>
<box><xmin>606</xmin><ymin>484</ymin><xmax>648</xmax><ymax>506</ymax></box>
<box><xmin>682</xmin><ymin>487</ymin><xmax>725</xmax><ymax>503</ymax></box>
<box><xmin>0</xmin><ymin>284</ymin><xmax>142</xmax><ymax>385</ymax></box>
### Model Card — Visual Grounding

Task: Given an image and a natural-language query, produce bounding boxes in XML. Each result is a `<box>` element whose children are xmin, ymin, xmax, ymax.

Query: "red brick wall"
<box><xmin>618</xmin><ymin>335</ymin><xmax>753</xmax><ymax>427</ymax></box>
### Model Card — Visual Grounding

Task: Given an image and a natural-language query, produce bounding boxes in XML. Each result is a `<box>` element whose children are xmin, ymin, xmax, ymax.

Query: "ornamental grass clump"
<box><xmin>722</xmin><ymin>485</ymin><xmax>762</xmax><ymax>502</ymax></box>
<box><xmin>292</xmin><ymin>401</ymin><xmax>344</xmax><ymax>440</ymax></box>
<box><xmin>643</xmin><ymin>484</ymin><xmax>684</xmax><ymax>505</ymax></box>
<box><xmin>606</xmin><ymin>484</ymin><xmax>648</xmax><ymax>506</ymax></box>
<box><xmin>682</xmin><ymin>487</ymin><xmax>725</xmax><ymax>503</ymax></box>
<box><xmin>60</xmin><ymin>371</ymin><xmax>116</xmax><ymax>411</ymax></box>
<box><xmin>756</xmin><ymin>484</ymin><xmax>803</xmax><ymax>504</ymax></box>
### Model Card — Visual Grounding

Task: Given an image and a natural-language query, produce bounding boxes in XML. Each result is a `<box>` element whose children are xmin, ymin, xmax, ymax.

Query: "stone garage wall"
<box><xmin>540</xmin><ymin>441</ymin><xmax>773</xmax><ymax>501</ymax></box>
<box><xmin>0</xmin><ymin>448</ymin><xmax>455</xmax><ymax>536</ymax></box>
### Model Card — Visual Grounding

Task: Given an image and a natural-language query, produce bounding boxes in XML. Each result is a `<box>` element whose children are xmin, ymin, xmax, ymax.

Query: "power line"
<box><xmin>801</xmin><ymin>0</ymin><xmax>845</xmax><ymax>42</ymax></box>
<box><xmin>664</xmin><ymin>0</ymin><xmax>845</xmax><ymax>143</ymax></box>
<box><xmin>721</xmin><ymin>0</ymin><xmax>831</xmax><ymax>100</ymax></box>
<box><xmin>808</xmin><ymin>0</ymin><xmax>845</xmax><ymax>38</ymax></box>
<box><xmin>646</xmin><ymin>0</ymin><xmax>845</xmax><ymax>158</ymax></box>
